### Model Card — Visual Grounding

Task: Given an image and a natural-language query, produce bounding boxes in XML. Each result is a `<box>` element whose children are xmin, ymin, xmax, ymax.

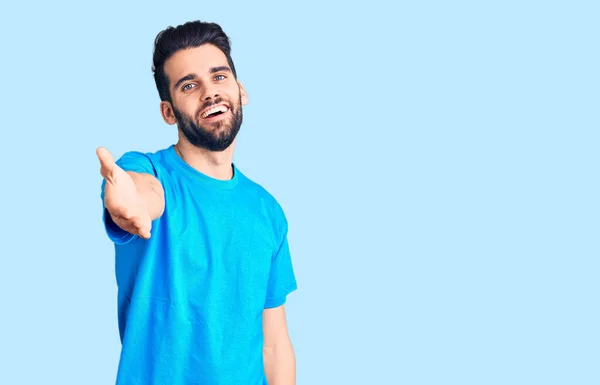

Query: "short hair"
<box><xmin>152</xmin><ymin>20</ymin><xmax>238</xmax><ymax>102</ymax></box>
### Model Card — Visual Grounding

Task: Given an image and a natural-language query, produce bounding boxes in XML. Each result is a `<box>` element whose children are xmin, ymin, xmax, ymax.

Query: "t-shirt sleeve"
<box><xmin>99</xmin><ymin>151</ymin><xmax>157</xmax><ymax>245</ymax></box>
<box><xmin>264</xmin><ymin>217</ymin><xmax>298</xmax><ymax>309</ymax></box>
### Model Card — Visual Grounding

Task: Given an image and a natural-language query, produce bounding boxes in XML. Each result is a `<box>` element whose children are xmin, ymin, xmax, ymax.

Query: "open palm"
<box><xmin>97</xmin><ymin>147</ymin><xmax>152</xmax><ymax>239</ymax></box>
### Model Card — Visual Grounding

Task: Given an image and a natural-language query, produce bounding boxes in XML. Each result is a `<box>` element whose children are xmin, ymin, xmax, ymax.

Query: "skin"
<box><xmin>97</xmin><ymin>43</ymin><xmax>295</xmax><ymax>384</ymax></box>
<box><xmin>160</xmin><ymin>44</ymin><xmax>248</xmax><ymax>181</ymax></box>
<box><xmin>97</xmin><ymin>147</ymin><xmax>163</xmax><ymax>239</ymax></box>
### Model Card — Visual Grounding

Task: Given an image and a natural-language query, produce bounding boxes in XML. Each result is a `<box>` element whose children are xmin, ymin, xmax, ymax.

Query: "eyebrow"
<box><xmin>173</xmin><ymin>66</ymin><xmax>232</xmax><ymax>90</ymax></box>
<box><xmin>210</xmin><ymin>66</ymin><xmax>231</xmax><ymax>74</ymax></box>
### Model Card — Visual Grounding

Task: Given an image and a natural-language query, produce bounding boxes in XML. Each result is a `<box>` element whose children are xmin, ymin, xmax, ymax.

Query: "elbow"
<box><xmin>263</xmin><ymin>342</ymin><xmax>277</xmax><ymax>357</ymax></box>
<box><xmin>263</xmin><ymin>337</ymin><xmax>295</xmax><ymax>358</ymax></box>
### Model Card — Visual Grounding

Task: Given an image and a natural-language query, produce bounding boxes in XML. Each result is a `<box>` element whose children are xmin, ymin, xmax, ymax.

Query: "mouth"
<box><xmin>199</xmin><ymin>104</ymin><xmax>230</xmax><ymax>121</ymax></box>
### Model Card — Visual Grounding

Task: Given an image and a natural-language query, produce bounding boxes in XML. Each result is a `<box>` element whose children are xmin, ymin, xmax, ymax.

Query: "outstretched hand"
<box><xmin>97</xmin><ymin>146</ymin><xmax>152</xmax><ymax>239</ymax></box>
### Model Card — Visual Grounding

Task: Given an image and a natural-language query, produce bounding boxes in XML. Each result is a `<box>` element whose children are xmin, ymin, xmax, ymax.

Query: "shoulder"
<box><xmin>238</xmin><ymin>169</ymin><xmax>284</xmax><ymax>208</ymax></box>
<box><xmin>117</xmin><ymin>147</ymin><xmax>169</xmax><ymax>163</ymax></box>
<box><xmin>116</xmin><ymin>147</ymin><xmax>171</xmax><ymax>176</ymax></box>
<box><xmin>236</xmin><ymin>168</ymin><xmax>288</xmax><ymax>227</ymax></box>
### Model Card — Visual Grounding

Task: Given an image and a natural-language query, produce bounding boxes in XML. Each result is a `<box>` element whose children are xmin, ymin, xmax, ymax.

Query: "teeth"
<box><xmin>202</xmin><ymin>105</ymin><xmax>228</xmax><ymax>118</ymax></box>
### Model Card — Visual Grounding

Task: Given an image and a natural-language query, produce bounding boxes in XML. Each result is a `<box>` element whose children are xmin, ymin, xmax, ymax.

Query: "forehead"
<box><xmin>164</xmin><ymin>44</ymin><xmax>229</xmax><ymax>83</ymax></box>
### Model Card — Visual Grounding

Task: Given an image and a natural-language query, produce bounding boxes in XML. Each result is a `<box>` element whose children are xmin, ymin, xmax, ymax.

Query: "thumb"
<box><xmin>96</xmin><ymin>146</ymin><xmax>116</xmax><ymax>180</ymax></box>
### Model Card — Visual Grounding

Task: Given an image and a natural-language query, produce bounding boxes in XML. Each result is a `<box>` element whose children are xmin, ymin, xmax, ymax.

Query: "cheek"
<box><xmin>226</xmin><ymin>85</ymin><xmax>241</xmax><ymax>100</ymax></box>
<box><xmin>179</xmin><ymin>100</ymin><xmax>202</xmax><ymax>118</ymax></box>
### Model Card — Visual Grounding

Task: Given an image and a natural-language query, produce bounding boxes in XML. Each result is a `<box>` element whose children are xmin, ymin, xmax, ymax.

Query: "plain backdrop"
<box><xmin>0</xmin><ymin>1</ymin><xmax>598</xmax><ymax>384</ymax></box>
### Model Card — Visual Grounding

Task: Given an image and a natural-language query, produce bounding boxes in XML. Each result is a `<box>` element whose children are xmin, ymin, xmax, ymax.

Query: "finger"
<box><xmin>96</xmin><ymin>146</ymin><xmax>114</xmax><ymax>165</ymax></box>
<box><xmin>112</xmin><ymin>217</ymin><xmax>138</xmax><ymax>236</ymax></box>
<box><xmin>135</xmin><ymin>220</ymin><xmax>152</xmax><ymax>239</ymax></box>
<box><xmin>107</xmin><ymin>206</ymin><xmax>131</xmax><ymax>220</ymax></box>
<box><xmin>139</xmin><ymin>229</ymin><xmax>151</xmax><ymax>239</ymax></box>
<box><xmin>131</xmin><ymin>217</ymin><xmax>151</xmax><ymax>234</ymax></box>
<box><xmin>120</xmin><ymin>208</ymin><xmax>132</xmax><ymax>220</ymax></box>
<box><xmin>96</xmin><ymin>146</ymin><xmax>116</xmax><ymax>179</ymax></box>
<box><xmin>126</xmin><ymin>218</ymin><xmax>149</xmax><ymax>239</ymax></box>
<box><xmin>118</xmin><ymin>218</ymin><xmax>151</xmax><ymax>239</ymax></box>
<box><xmin>129</xmin><ymin>216</ymin><xmax>142</xmax><ymax>229</ymax></box>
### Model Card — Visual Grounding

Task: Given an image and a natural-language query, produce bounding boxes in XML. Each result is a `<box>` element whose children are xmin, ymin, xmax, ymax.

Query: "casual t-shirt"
<box><xmin>100</xmin><ymin>145</ymin><xmax>297</xmax><ymax>385</ymax></box>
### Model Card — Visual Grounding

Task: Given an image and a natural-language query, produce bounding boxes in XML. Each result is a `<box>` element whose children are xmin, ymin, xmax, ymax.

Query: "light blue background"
<box><xmin>0</xmin><ymin>1</ymin><xmax>598</xmax><ymax>384</ymax></box>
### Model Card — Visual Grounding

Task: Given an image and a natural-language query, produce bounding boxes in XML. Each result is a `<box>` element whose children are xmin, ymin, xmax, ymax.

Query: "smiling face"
<box><xmin>160</xmin><ymin>44</ymin><xmax>248</xmax><ymax>152</ymax></box>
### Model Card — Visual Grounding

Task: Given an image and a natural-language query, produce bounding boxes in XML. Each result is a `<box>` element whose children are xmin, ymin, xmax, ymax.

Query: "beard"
<box><xmin>173</xmin><ymin>94</ymin><xmax>243</xmax><ymax>152</ymax></box>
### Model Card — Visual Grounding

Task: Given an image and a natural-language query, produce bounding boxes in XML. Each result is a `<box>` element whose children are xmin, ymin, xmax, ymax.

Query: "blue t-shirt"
<box><xmin>100</xmin><ymin>145</ymin><xmax>297</xmax><ymax>385</ymax></box>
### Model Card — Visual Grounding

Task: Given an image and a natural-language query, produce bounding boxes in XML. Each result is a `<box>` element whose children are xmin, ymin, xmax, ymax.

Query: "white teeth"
<box><xmin>202</xmin><ymin>105</ymin><xmax>228</xmax><ymax>118</ymax></box>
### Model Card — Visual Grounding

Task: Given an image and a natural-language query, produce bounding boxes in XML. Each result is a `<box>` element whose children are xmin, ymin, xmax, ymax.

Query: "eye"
<box><xmin>215</xmin><ymin>74</ymin><xmax>226</xmax><ymax>81</ymax></box>
<box><xmin>182</xmin><ymin>83</ymin><xmax>196</xmax><ymax>91</ymax></box>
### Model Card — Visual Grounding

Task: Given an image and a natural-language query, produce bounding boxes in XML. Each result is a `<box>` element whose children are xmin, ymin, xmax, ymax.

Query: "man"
<box><xmin>97</xmin><ymin>21</ymin><xmax>297</xmax><ymax>385</ymax></box>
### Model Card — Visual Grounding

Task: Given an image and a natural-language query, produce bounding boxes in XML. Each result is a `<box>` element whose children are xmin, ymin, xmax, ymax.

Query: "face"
<box><xmin>161</xmin><ymin>44</ymin><xmax>248</xmax><ymax>152</ymax></box>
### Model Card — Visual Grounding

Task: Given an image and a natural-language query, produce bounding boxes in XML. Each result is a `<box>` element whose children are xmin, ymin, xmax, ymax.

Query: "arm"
<box><xmin>263</xmin><ymin>305</ymin><xmax>296</xmax><ymax>385</ymax></box>
<box><xmin>98</xmin><ymin>146</ymin><xmax>165</xmax><ymax>239</ymax></box>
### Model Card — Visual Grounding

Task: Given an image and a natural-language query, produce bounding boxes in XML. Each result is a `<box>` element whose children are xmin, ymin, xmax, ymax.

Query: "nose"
<box><xmin>201</xmin><ymin>85</ymin><xmax>220</xmax><ymax>101</ymax></box>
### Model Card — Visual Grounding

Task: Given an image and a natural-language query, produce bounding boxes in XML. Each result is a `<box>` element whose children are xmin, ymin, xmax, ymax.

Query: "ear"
<box><xmin>238</xmin><ymin>81</ymin><xmax>248</xmax><ymax>106</ymax></box>
<box><xmin>160</xmin><ymin>101</ymin><xmax>177</xmax><ymax>125</ymax></box>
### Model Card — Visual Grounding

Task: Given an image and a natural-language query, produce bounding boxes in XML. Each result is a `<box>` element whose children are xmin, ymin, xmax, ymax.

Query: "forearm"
<box><xmin>128</xmin><ymin>172</ymin><xmax>165</xmax><ymax>220</ymax></box>
<box><xmin>263</xmin><ymin>339</ymin><xmax>296</xmax><ymax>385</ymax></box>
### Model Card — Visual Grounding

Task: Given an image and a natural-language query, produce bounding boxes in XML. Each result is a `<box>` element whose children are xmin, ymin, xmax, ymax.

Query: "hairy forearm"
<box><xmin>263</xmin><ymin>339</ymin><xmax>296</xmax><ymax>385</ymax></box>
<box><xmin>128</xmin><ymin>172</ymin><xmax>165</xmax><ymax>220</ymax></box>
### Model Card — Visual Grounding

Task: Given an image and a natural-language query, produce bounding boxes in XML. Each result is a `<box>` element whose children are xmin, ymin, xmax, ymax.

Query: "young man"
<box><xmin>97</xmin><ymin>21</ymin><xmax>297</xmax><ymax>385</ymax></box>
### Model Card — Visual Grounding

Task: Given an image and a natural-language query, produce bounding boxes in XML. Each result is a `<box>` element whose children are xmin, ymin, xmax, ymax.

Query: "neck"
<box><xmin>174</xmin><ymin>136</ymin><xmax>236</xmax><ymax>180</ymax></box>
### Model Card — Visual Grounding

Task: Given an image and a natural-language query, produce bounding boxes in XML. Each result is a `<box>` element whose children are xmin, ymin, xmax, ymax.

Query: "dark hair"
<box><xmin>152</xmin><ymin>20</ymin><xmax>238</xmax><ymax>102</ymax></box>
